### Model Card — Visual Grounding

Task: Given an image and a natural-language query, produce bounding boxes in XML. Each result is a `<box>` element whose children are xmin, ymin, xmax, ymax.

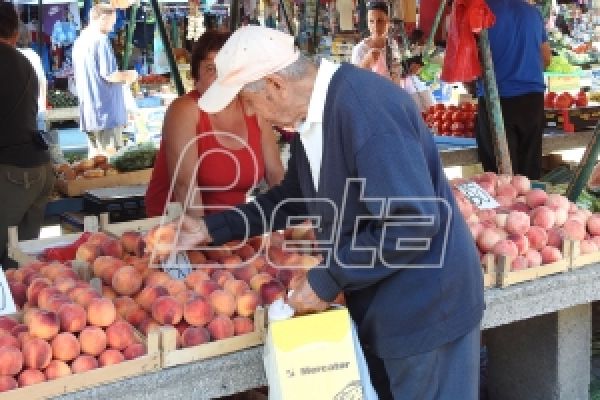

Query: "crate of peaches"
<box><xmin>54</xmin><ymin>155</ymin><xmax>152</xmax><ymax>197</ymax></box>
<box><xmin>73</xmin><ymin>219</ymin><xmax>322</xmax><ymax>368</ymax></box>
<box><xmin>0</xmin><ymin>258</ymin><xmax>161</xmax><ymax>398</ymax></box>
<box><xmin>449</xmin><ymin>172</ymin><xmax>596</xmax><ymax>287</ymax></box>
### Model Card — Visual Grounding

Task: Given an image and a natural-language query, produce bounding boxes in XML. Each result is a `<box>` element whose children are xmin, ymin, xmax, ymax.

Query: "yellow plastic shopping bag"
<box><xmin>263</xmin><ymin>307</ymin><xmax>368</xmax><ymax>400</ymax></box>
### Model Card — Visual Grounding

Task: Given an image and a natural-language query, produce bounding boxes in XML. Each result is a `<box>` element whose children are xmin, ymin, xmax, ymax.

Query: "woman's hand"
<box><xmin>360</xmin><ymin>47</ymin><xmax>382</xmax><ymax>69</ymax></box>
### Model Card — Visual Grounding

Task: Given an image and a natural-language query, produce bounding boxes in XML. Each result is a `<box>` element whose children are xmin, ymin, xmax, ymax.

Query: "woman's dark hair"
<box><xmin>366</xmin><ymin>1</ymin><xmax>388</xmax><ymax>15</ymax></box>
<box><xmin>0</xmin><ymin>1</ymin><xmax>19</xmax><ymax>40</ymax></box>
<box><xmin>190</xmin><ymin>31</ymin><xmax>231</xmax><ymax>81</ymax></box>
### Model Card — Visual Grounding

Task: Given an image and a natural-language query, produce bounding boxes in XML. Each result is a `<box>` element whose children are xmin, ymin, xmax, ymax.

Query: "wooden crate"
<box><xmin>7</xmin><ymin>216</ymin><xmax>99</xmax><ymax>265</ymax></box>
<box><xmin>495</xmin><ymin>242</ymin><xmax>570</xmax><ymax>287</ymax></box>
<box><xmin>568</xmin><ymin>239</ymin><xmax>600</xmax><ymax>270</ymax></box>
<box><xmin>99</xmin><ymin>202</ymin><xmax>182</xmax><ymax>237</ymax></box>
<box><xmin>481</xmin><ymin>254</ymin><xmax>497</xmax><ymax>288</ymax></box>
<box><xmin>0</xmin><ymin>328</ymin><xmax>161</xmax><ymax>400</ymax></box>
<box><xmin>56</xmin><ymin>169</ymin><xmax>153</xmax><ymax>197</ymax></box>
<box><xmin>160</xmin><ymin>308</ymin><xmax>266</xmax><ymax>368</ymax></box>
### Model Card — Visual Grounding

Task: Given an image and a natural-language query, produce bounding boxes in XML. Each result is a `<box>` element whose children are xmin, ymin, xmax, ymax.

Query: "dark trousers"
<box><xmin>364</xmin><ymin>325</ymin><xmax>480</xmax><ymax>399</ymax></box>
<box><xmin>0</xmin><ymin>162</ymin><xmax>55</xmax><ymax>268</ymax></box>
<box><xmin>475</xmin><ymin>93</ymin><xmax>544</xmax><ymax>180</ymax></box>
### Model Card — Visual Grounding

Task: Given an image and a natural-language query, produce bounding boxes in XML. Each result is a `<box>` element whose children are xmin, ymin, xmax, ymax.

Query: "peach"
<box><xmin>580</xmin><ymin>239</ymin><xmax>599</xmax><ymax>255</ymax></box>
<box><xmin>151</xmin><ymin>296</ymin><xmax>183</xmax><ymax>325</ymax></box>
<box><xmin>8</xmin><ymin>281</ymin><xmax>26</xmax><ymax>308</ymax></box>
<box><xmin>592</xmin><ymin>236</ymin><xmax>600</xmax><ymax>248</ymax></box>
<box><xmin>92</xmin><ymin>256</ymin><xmax>125</xmax><ymax>280</ymax></box>
<box><xmin>511</xmin><ymin>175</ymin><xmax>531</xmax><ymax>195</ymax></box>
<box><xmin>184</xmin><ymin>270</ymin><xmax>210</xmax><ymax>288</ymax></box>
<box><xmin>0</xmin><ymin>333</ymin><xmax>20</xmax><ymax>350</ymax></box>
<box><xmin>187</xmin><ymin>250</ymin><xmax>208</xmax><ymax>265</ymax></box>
<box><xmin>247</xmin><ymin>255</ymin><xmax>267</xmax><ymax>271</ymax></box>
<box><xmin>545</xmin><ymin>193</ymin><xmax>570</xmax><ymax>211</ymax></box>
<box><xmin>268</xmin><ymin>232</ymin><xmax>285</xmax><ymax>248</ymax></box>
<box><xmin>102</xmin><ymin>285</ymin><xmax>117</xmax><ymax>300</ymax></box>
<box><xmin>495</xmin><ymin>212</ymin><xmax>508</xmax><ymax>229</ymax></box>
<box><xmin>11</xmin><ymin>324</ymin><xmax>28</xmax><ymax>338</ymax></box>
<box><xmin>37</xmin><ymin>287</ymin><xmax>62</xmax><ymax>310</ymax></box>
<box><xmin>526</xmin><ymin>226</ymin><xmax>548</xmax><ymax>250</ymax></box>
<box><xmin>101</xmin><ymin>239</ymin><xmax>124</xmax><ymax>259</ymax></box>
<box><xmin>70</xmin><ymin>287</ymin><xmax>101</xmax><ymax>308</ymax></box>
<box><xmin>554</xmin><ymin>208</ymin><xmax>568</xmax><ymax>227</ymax></box>
<box><xmin>164</xmin><ymin>279</ymin><xmax>187</xmax><ymax>296</ymax></box>
<box><xmin>208</xmin><ymin>290</ymin><xmax>236</xmax><ymax>317</ymax></box>
<box><xmin>144</xmin><ymin>270</ymin><xmax>171</xmax><ymax>288</ymax></box>
<box><xmin>0</xmin><ymin>375</ymin><xmax>17</xmax><ymax>392</ymax></box>
<box><xmin>211</xmin><ymin>270</ymin><xmax>234</xmax><ymax>286</ymax></box>
<box><xmin>525</xmin><ymin>189</ymin><xmax>548</xmax><ymax>208</ymax></box>
<box><xmin>22</xmin><ymin>337</ymin><xmax>52</xmax><ymax>369</ymax></box>
<box><xmin>26</xmin><ymin>277</ymin><xmax>52</xmax><ymax>306</ymax></box>
<box><xmin>54</xmin><ymin>277</ymin><xmax>77</xmax><ymax>294</ymax></box>
<box><xmin>181</xmin><ymin>326</ymin><xmax>210</xmax><ymax>348</ymax></box>
<box><xmin>112</xmin><ymin>266</ymin><xmax>143</xmax><ymax>296</ymax></box>
<box><xmin>79</xmin><ymin>326</ymin><xmax>107</xmax><ymax>356</ymax></box>
<box><xmin>496</xmin><ymin>183</ymin><xmax>518</xmax><ymax>199</ymax></box>
<box><xmin>123</xmin><ymin>343</ymin><xmax>146</xmax><ymax>360</ymax></box>
<box><xmin>587</xmin><ymin>214</ymin><xmax>600</xmax><ymax>236</ymax></box>
<box><xmin>541</xmin><ymin>246</ymin><xmax>562</xmax><ymax>264</ymax></box>
<box><xmin>561</xmin><ymin>219</ymin><xmax>586</xmax><ymax>241</ymax></box>
<box><xmin>0</xmin><ymin>317</ymin><xmax>17</xmax><ymax>333</ymax></box>
<box><xmin>260</xmin><ymin>280</ymin><xmax>286</xmax><ymax>305</ymax></box>
<box><xmin>121</xmin><ymin>231</ymin><xmax>144</xmax><ymax>255</ymax></box>
<box><xmin>547</xmin><ymin>227</ymin><xmax>563</xmax><ymax>248</ymax></box>
<box><xmin>267</xmin><ymin>246</ymin><xmax>287</xmax><ymax>266</ymax></box>
<box><xmin>106</xmin><ymin>321</ymin><xmax>136</xmax><ymax>350</ymax></box>
<box><xmin>525</xmin><ymin>249</ymin><xmax>542</xmax><ymax>268</ymax></box>
<box><xmin>233</xmin><ymin>317</ymin><xmax>254</xmax><ymax>335</ymax></box>
<box><xmin>207</xmin><ymin>316</ymin><xmax>234</xmax><ymax>340</ymax></box>
<box><xmin>114</xmin><ymin>296</ymin><xmax>138</xmax><ymax>318</ymax></box>
<box><xmin>86</xmin><ymin>232</ymin><xmax>110</xmax><ymax>246</ymax></box>
<box><xmin>235</xmin><ymin>244</ymin><xmax>256</xmax><ymax>261</ymax></box>
<box><xmin>87</xmin><ymin>298</ymin><xmax>116</xmax><ymax>327</ymax></box>
<box><xmin>51</xmin><ymin>332</ymin><xmax>80</xmax><ymax>362</ymax></box>
<box><xmin>223</xmin><ymin>279</ymin><xmax>250</xmax><ymax>297</ymax></box>
<box><xmin>492</xmin><ymin>240</ymin><xmax>518</xmax><ymax>259</ymax></box>
<box><xmin>71</xmin><ymin>355</ymin><xmax>98</xmax><ymax>373</ymax></box>
<box><xmin>204</xmin><ymin>248</ymin><xmax>232</xmax><ymax>262</ymax></box>
<box><xmin>192</xmin><ymin>280</ymin><xmax>220</xmax><ymax>298</ymax></box>
<box><xmin>247</xmin><ymin>236</ymin><xmax>266</xmax><ymax>252</ymax></box>
<box><xmin>249</xmin><ymin>273</ymin><xmax>272</xmax><ymax>292</ymax></box>
<box><xmin>507</xmin><ymin>233</ymin><xmax>529</xmax><ymax>256</ymax></box>
<box><xmin>476</xmin><ymin>228</ymin><xmax>504</xmax><ymax>253</ymax></box>
<box><xmin>511</xmin><ymin>202</ymin><xmax>530</xmax><ymax>213</ymax></box>
<box><xmin>183</xmin><ymin>297</ymin><xmax>214</xmax><ymax>327</ymax></box>
<box><xmin>58</xmin><ymin>303</ymin><xmax>87</xmax><ymax>333</ymax></box>
<box><xmin>136</xmin><ymin>318</ymin><xmax>160</xmax><ymax>336</ymax></box>
<box><xmin>135</xmin><ymin>285</ymin><xmax>169</xmax><ymax>311</ymax></box>
<box><xmin>174</xmin><ymin>290</ymin><xmax>198</xmax><ymax>305</ymax></box>
<box><xmin>98</xmin><ymin>349</ymin><xmax>125</xmax><ymax>367</ymax></box>
<box><xmin>505</xmin><ymin>211</ymin><xmax>530</xmax><ymax>235</ymax></box>
<box><xmin>125</xmin><ymin>308</ymin><xmax>148</xmax><ymax>327</ymax></box>
<box><xmin>0</xmin><ymin>347</ymin><xmax>23</xmax><ymax>375</ymax></box>
<box><xmin>44</xmin><ymin>360</ymin><xmax>72</xmax><ymax>380</ymax></box>
<box><xmin>45</xmin><ymin>294</ymin><xmax>72</xmax><ymax>314</ymax></box>
<box><xmin>27</xmin><ymin>309</ymin><xmax>59</xmax><ymax>340</ymax></box>
<box><xmin>531</xmin><ymin>206</ymin><xmax>556</xmax><ymax>230</ymax></box>
<box><xmin>17</xmin><ymin>369</ymin><xmax>46</xmax><ymax>386</ymax></box>
<box><xmin>75</xmin><ymin>243</ymin><xmax>101</xmax><ymax>264</ymax></box>
<box><xmin>468</xmin><ymin>222</ymin><xmax>484</xmax><ymax>240</ymax></box>
<box><xmin>235</xmin><ymin>291</ymin><xmax>261</xmax><ymax>320</ymax></box>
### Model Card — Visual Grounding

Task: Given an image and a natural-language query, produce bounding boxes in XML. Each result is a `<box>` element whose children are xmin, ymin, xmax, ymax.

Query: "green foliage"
<box><xmin>110</xmin><ymin>142</ymin><xmax>158</xmax><ymax>172</ymax></box>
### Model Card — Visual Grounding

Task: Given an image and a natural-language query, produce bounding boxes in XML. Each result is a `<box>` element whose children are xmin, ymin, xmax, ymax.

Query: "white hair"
<box><xmin>243</xmin><ymin>54</ymin><xmax>314</xmax><ymax>92</ymax></box>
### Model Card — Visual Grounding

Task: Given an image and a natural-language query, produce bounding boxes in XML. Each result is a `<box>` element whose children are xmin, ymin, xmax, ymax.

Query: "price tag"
<box><xmin>457</xmin><ymin>182</ymin><xmax>500</xmax><ymax>210</ymax></box>
<box><xmin>0</xmin><ymin>267</ymin><xmax>17</xmax><ymax>316</ymax></box>
<box><xmin>162</xmin><ymin>252</ymin><xmax>191</xmax><ymax>280</ymax></box>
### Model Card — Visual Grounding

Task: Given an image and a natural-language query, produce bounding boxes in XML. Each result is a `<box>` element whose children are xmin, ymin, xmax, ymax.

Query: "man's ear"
<box><xmin>264</xmin><ymin>73</ymin><xmax>287</xmax><ymax>101</ymax></box>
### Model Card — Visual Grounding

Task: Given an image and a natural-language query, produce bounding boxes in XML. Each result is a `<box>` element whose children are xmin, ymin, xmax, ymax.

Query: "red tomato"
<box><xmin>575</xmin><ymin>90</ymin><xmax>588</xmax><ymax>107</ymax></box>
<box><xmin>441</xmin><ymin>111</ymin><xmax>453</xmax><ymax>122</ymax></box>
<box><xmin>460</xmin><ymin>102</ymin><xmax>475</xmax><ymax>112</ymax></box>
<box><xmin>545</xmin><ymin>92</ymin><xmax>557</xmax><ymax>108</ymax></box>
<box><xmin>442</xmin><ymin>121</ymin><xmax>453</xmax><ymax>133</ymax></box>
<box><xmin>451</xmin><ymin>121</ymin><xmax>465</xmax><ymax>132</ymax></box>
<box><xmin>447</xmin><ymin>105</ymin><xmax>459</xmax><ymax>112</ymax></box>
<box><xmin>434</xmin><ymin>103</ymin><xmax>446</xmax><ymax>111</ymax></box>
<box><xmin>554</xmin><ymin>93</ymin><xmax>572</xmax><ymax>109</ymax></box>
<box><xmin>465</xmin><ymin>120</ymin><xmax>475</xmax><ymax>130</ymax></box>
<box><xmin>432</xmin><ymin>120</ymin><xmax>443</xmax><ymax>133</ymax></box>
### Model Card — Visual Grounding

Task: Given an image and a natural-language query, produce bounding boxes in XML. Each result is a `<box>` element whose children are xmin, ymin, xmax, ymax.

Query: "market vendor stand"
<box><xmin>31</xmin><ymin>263</ymin><xmax>595</xmax><ymax>400</ymax></box>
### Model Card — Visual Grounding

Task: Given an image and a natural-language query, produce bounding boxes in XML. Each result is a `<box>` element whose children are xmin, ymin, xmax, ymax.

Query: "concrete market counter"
<box><xmin>52</xmin><ymin>263</ymin><xmax>600</xmax><ymax>400</ymax></box>
<box><xmin>440</xmin><ymin>130</ymin><xmax>594</xmax><ymax>167</ymax></box>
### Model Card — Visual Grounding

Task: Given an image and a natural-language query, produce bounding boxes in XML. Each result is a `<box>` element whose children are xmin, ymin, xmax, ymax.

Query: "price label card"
<box><xmin>162</xmin><ymin>252</ymin><xmax>191</xmax><ymax>280</ymax></box>
<box><xmin>0</xmin><ymin>267</ymin><xmax>17</xmax><ymax>316</ymax></box>
<box><xmin>457</xmin><ymin>182</ymin><xmax>500</xmax><ymax>210</ymax></box>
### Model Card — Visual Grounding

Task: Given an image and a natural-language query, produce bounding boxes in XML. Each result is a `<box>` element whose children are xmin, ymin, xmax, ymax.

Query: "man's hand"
<box><xmin>177</xmin><ymin>214</ymin><xmax>213</xmax><ymax>249</ymax></box>
<box><xmin>287</xmin><ymin>276</ymin><xmax>329</xmax><ymax>315</ymax></box>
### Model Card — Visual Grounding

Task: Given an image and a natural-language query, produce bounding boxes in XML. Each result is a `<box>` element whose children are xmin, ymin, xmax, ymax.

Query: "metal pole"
<box><xmin>423</xmin><ymin>0</ymin><xmax>446</xmax><ymax>60</ymax></box>
<box><xmin>37</xmin><ymin>0</ymin><xmax>43</xmax><ymax>49</ymax></box>
<box><xmin>312</xmin><ymin>0</ymin><xmax>319</xmax><ymax>54</ymax></box>
<box><xmin>122</xmin><ymin>4</ymin><xmax>139</xmax><ymax>70</ymax></box>
<box><xmin>230</xmin><ymin>0</ymin><xmax>239</xmax><ymax>31</ymax></box>
<box><xmin>358</xmin><ymin>0</ymin><xmax>366</xmax><ymax>33</ymax></box>
<box><xmin>479</xmin><ymin>29</ymin><xmax>513</xmax><ymax>175</ymax></box>
<box><xmin>566</xmin><ymin>121</ymin><xmax>600</xmax><ymax>202</ymax></box>
<box><xmin>148</xmin><ymin>0</ymin><xmax>185</xmax><ymax>95</ymax></box>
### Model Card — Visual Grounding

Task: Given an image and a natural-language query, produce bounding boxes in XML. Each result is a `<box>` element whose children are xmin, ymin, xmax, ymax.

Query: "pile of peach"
<box><xmin>451</xmin><ymin>173</ymin><xmax>600</xmax><ymax>271</ymax></box>
<box><xmin>0</xmin><ymin>264</ymin><xmax>146</xmax><ymax>393</ymax></box>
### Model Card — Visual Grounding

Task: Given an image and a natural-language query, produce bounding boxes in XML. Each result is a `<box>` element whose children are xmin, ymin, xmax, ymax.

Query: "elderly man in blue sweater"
<box><xmin>177</xmin><ymin>26</ymin><xmax>484</xmax><ymax>399</ymax></box>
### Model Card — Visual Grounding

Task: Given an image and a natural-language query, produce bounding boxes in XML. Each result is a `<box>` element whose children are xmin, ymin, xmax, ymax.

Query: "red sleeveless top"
<box><xmin>145</xmin><ymin>91</ymin><xmax>265</xmax><ymax>217</ymax></box>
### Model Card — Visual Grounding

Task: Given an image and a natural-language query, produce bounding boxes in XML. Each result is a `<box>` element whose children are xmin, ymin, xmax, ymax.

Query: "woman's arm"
<box><xmin>163</xmin><ymin>96</ymin><xmax>205</xmax><ymax>217</ymax></box>
<box><xmin>257</xmin><ymin>117</ymin><xmax>285</xmax><ymax>187</ymax></box>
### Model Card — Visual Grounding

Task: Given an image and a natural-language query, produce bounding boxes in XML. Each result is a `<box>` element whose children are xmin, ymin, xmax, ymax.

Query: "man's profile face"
<box><xmin>241</xmin><ymin>79</ymin><xmax>306</xmax><ymax>130</ymax></box>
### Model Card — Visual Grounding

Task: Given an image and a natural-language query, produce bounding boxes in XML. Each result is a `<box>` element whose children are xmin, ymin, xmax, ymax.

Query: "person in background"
<box><xmin>17</xmin><ymin>23</ymin><xmax>47</xmax><ymax>132</ymax></box>
<box><xmin>0</xmin><ymin>2</ymin><xmax>54</xmax><ymax>268</ymax></box>
<box><xmin>177</xmin><ymin>26</ymin><xmax>484</xmax><ymax>399</ymax></box>
<box><xmin>72</xmin><ymin>3</ymin><xmax>137</xmax><ymax>157</ymax></box>
<box><xmin>474</xmin><ymin>0</ymin><xmax>552</xmax><ymax>179</ymax></box>
<box><xmin>351</xmin><ymin>1</ymin><xmax>400</xmax><ymax>80</ymax></box>
<box><xmin>145</xmin><ymin>31</ymin><xmax>284</xmax><ymax>218</ymax></box>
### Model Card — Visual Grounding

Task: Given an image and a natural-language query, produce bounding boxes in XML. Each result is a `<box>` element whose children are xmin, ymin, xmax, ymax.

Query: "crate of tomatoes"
<box><xmin>544</xmin><ymin>90</ymin><xmax>599</xmax><ymax>131</ymax></box>
<box><xmin>422</xmin><ymin>102</ymin><xmax>477</xmax><ymax>138</ymax></box>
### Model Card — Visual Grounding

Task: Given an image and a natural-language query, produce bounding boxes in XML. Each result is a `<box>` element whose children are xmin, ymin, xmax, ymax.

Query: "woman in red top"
<box><xmin>146</xmin><ymin>32</ymin><xmax>284</xmax><ymax>217</ymax></box>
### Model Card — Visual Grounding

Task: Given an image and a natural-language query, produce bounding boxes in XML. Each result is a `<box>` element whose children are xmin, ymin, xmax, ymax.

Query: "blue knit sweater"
<box><xmin>205</xmin><ymin>63</ymin><xmax>484</xmax><ymax>359</ymax></box>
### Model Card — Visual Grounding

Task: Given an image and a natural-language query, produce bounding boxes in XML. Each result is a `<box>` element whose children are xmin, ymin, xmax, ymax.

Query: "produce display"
<box><xmin>1</xmin><ymin>263</ymin><xmax>147</xmax><ymax>392</ymax></box>
<box><xmin>544</xmin><ymin>90</ymin><xmax>588</xmax><ymax>109</ymax></box>
<box><xmin>545</xmin><ymin>54</ymin><xmax>580</xmax><ymax>73</ymax></box>
<box><xmin>138</xmin><ymin>74</ymin><xmax>170</xmax><ymax>85</ymax></box>
<box><xmin>110</xmin><ymin>143</ymin><xmax>158</xmax><ymax>172</ymax></box>
<box><xmin>47</xmin><ymin>90</ymin><xmax>78</xmax><ymax>109</ymax></box>
<box><xmin>450</xmin><ymin>173</ymin><xmax>600</xmax><ymax>272</ymax></box>
<box><xmin>54</xmin><ymin>155</ymin><xmax>119</xmax><ymax>180</ymax></box>
<box><xmin>422</xmin><ymin>103</ymin><xmax>477</xmax><ymax>137</ymax></box>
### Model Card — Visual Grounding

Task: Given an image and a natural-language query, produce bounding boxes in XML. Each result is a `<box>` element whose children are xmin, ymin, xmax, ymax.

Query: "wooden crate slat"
<box><xmin>568</xmin><ymin>239</ymin><xmax>600</xmax><ymax>270</ymax></box>
<box><xmin>56</xmin><ymin>169</ymin><xmax>152</xmax><ymax>197</ymax></box>
<box><xmin>160</xmin><ymin>308</ymin><xmax>266</xmax><ymax>368</ymax></box>
<box><xmin>481</xmin><ymin>253</ymin><xmax>497</xmax><ymax>288</ymax></box>
<box><xmin>100</xmin><ymin>202</ymin><xmax>182</xmax><ymax>237</ymax></box>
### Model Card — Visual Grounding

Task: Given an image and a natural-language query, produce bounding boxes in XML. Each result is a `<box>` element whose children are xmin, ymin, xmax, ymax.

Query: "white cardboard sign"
<box><xmin>457</xmin><ymin>182</ymin><xmax>500</xmax><ymax>210</ymax></box>
<box><xmin>0</xmin><ymin>268</ymin><xmax>17</xmax><ymax>316</ymax></box>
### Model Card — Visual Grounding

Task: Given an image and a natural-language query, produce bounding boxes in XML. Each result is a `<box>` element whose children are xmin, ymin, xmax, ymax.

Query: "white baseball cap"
<box><xmin>198</xmin><ymin>26</ymin><xmax>300</xmax><ymax>113</ymax></box>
